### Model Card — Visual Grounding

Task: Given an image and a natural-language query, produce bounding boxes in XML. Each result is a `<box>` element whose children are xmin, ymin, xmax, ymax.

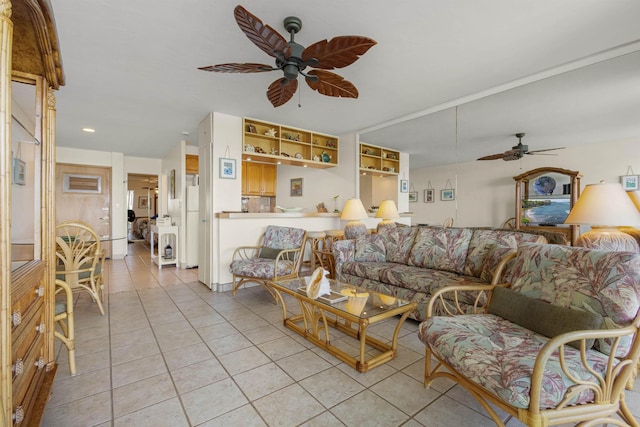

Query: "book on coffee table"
<box><xmin>297</xmin><ymin>287</ymin><xmax>348</xmax><ymax>304</ymax></box>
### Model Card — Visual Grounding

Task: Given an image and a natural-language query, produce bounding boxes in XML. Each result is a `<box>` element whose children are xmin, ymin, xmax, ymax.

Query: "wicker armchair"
<box><xmin>418</xmin><ymin>244</ymin><xmax>640</xmax><ymax>427</ymax></box>
<box><xmin>229</xmin><ymin>225</ymin><xmax>307</xmax><ymax>300</ymax></box>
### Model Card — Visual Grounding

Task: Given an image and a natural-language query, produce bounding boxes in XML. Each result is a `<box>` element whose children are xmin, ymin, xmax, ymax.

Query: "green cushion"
<box><xmin>488</xmin><ymin>286</ymin><xmax>603</xmax><ymax>349</ymax></box>
<box><xmin>258</xmin><ymin>247</ymin><xmax>281</xmax><ymax>259</ymax></box>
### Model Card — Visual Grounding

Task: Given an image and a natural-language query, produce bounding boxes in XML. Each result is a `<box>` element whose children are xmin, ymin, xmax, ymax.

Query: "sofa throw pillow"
<box><xmin>488</xmin><ymin>286</ymin><xmax>604</xmax><ymax>349</ymax></box>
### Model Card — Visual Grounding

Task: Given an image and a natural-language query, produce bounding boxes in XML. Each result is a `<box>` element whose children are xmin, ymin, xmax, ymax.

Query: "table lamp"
<box><xmin>564</xmin><ymin>182</ymin><xmax>640</xmax><ymax>251</ymax></box>
<box><xmin>341</xmin><ymin>198</ymin><xmax>368</xmax><ymax>239</ymax></box>
<box><xmin>375</xmin><ymin>200</ymin><xmax>399</xmax><ymax>232</ymax></box>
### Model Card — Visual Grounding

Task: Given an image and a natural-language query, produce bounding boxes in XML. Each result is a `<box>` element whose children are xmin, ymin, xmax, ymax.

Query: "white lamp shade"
<box><xmin>341</xmin><ymin>198</ymin><xmax>368</xmax><ymax>221</ymax></box>
<box><xmin>628</xmin><ymin>190</ymin><xmax>640</xmax><ymax>212</ymax></box>
<box><xmin>565</xmin><ymin>182</ymin><xmax>640</xmax><ymax>226</ymax></box>
<box><xmin>375</xmin><ymin>200</ymin><xmax>399</xmax><ymax>220</ymax></box>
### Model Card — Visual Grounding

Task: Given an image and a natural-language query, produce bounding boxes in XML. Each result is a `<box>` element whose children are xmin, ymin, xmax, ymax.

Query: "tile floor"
<box><xmin>42</xmin><ymin>242</ymin><xmax>640</xmax><ymax>426</ymax></box>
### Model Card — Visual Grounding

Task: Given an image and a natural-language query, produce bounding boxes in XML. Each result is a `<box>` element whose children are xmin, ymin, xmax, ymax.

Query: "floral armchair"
<box><xmin>229</xmin><ymin>225</ymin><xmax>307</xmax><ymax>300</ymax></box>
<box><xmin>418</xmin><ymin>243</ymin><xmax>640</xmax><ymax>427</ymax></box>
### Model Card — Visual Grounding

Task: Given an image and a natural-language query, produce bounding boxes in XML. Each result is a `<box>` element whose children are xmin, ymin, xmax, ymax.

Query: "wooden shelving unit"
<box><xmin>243</xmin><ymin>118</ymin><xmax>338</xmax><ymax>168</ymax></box>
<box><xmin>360</xmin><ymin>143</ymin><xmax>400</xmax><ymax>176</ymax></box>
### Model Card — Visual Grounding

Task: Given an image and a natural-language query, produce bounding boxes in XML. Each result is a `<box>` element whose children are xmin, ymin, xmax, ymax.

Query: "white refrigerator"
<box><xmin>185</xmin><ymin>185</ymin><xmax>199</xmax><ymax>268</ymax></box>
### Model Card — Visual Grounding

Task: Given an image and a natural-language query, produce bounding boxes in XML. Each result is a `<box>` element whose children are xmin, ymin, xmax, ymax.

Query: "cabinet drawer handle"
<box><xmin>13</xmin><ymin>406</ymin><xmax>24</xmax><ymax>424</ymax></box>
<box><xmin>35</xmin><ymin>322</ymin><xmax>46</xmax><ymax>334</ymax></box>
<box><xmin>35</xmin><ymin>285</ymin><xmax>45</xmax><ymax>297</ymax></box>
<box><xmin>11</xmin><ymin>310</ymin><xmax>22</xmax><ymax>327</ymax></box>
<box><xmin>35</xmin><ymin>357</ymin><xmax>46</xmax><ymax>370</ymax></box>
<box><xmin>12</xmin><ymin>358</ymin><xmax>24</xmax><ymax>376</ymax></box>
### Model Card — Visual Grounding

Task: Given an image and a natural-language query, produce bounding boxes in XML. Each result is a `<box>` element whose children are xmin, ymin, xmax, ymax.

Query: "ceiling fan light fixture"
<box><xmin>199</xmin><ymin>5</ymin><xmax>376</xmax><ymax>107</ymax></box>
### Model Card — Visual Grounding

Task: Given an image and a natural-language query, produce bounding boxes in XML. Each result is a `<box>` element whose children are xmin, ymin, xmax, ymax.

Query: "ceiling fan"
<box><xmin>198</xmin><ymin>5</ymin><xmax>377</xmax><ymax>107</ymax></box>
<box><xmin>477</xmin><ymin>133</ymin><xmax>565</xmax><ymax>161</ymax></box>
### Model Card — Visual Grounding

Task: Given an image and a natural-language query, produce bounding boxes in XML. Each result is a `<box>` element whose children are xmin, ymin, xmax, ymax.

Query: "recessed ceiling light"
<box><xmin>82</xmin><ymin>128</ymin><xmax>95</xmax><ymax>133</ymax></box>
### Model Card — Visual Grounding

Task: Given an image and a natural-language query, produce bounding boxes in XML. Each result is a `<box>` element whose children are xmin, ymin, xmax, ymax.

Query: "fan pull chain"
<box><xmin>298</xmin><ymin>77</ymin><xmax>302</xmax><ymax>108</ymax></box>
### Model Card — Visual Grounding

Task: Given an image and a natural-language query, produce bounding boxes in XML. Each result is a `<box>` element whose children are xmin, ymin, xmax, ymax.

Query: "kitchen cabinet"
<box><xmin>186</xmin><ymin>154</ymin><xmax>199</xmax><ymax>174</ymax></box>
<box><xmin>243</xmin><ymin>118</ymin><xmax>338</xmax><ymax>168</ymax></box>
<box><xmin>242</xmin><ymin>162</ymin><xmax>277</xmax><ymax>196</ymax></box>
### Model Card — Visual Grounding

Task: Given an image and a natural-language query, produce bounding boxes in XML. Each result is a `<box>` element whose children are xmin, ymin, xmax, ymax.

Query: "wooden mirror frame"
<box><xmin>514</xmin><ymin>167</ymin><xmax>582</xmax><ymax>246</ymax></box>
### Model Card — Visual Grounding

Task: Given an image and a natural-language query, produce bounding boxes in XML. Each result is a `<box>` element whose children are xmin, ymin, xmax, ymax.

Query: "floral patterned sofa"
<box><xmin>418</xmin><ymin>243</ymin><xmax>640</xmax><ymax>426</ymax></box>
<box><xmin>332</xmin><ymin>226</ymin><xmax>547</xmax><ymax>321</ymax></box>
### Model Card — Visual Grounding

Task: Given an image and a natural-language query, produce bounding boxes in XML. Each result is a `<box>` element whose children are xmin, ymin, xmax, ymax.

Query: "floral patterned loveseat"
<box><xmin>418</xmin><ymin>243</ymin><xmax>640</xmax><ymax>426</ymax></box>
<box><xmin>332</xmin><ymin>226</ymin><xmax>547</xmax><ymax>321</ymax></box>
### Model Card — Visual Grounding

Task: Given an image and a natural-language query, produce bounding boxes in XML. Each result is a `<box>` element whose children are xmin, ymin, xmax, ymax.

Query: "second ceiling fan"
<box><xmin>199</xmin><ymin>5</ymin><xmax>377</xmax><ymax>107</ymax></box>
<box><xmin>477</xmin><ymin>133</ymin><xmax>565</xmax><ymax>161</ymax></box>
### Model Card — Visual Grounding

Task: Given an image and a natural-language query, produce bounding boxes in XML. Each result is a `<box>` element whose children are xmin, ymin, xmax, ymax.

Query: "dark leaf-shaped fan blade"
<box><xmin>234</xmin><ymin>5</ymin><xmax>290</xmax><ymax>59</ymax></box>
<box><xmin>267</xmin><ymin>78</ymin><xmax>298</xmax><ymax>107</ymax></box>
<box><xmin>302</xmin><ymin>36</ymin><xmax>377</xmax><ymax>69</ymax></box>
<box><xmin>198</xmin><ymin>63</ymin><xmax>273</xmax><ymax>73</ymax></box>
<box><xmin>526</xmin><ymin>147</ymin><xmax>565</xmax><ymax>154</ymax></box>
<box><xmin>305</xmin><ymin>70</ymin><xmax>358</xmax><ymax>98</ymax></box>
<box><xmin>477</xmin><ymin>153</ymin><xmax>506</xmax><ymax>161</ymax></box>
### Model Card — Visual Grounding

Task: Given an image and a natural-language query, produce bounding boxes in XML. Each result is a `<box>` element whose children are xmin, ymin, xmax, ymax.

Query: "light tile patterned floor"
<box><xmin>42</xmin><ymin>242</ymin><xmax>640</xmax><ymax>426</ymax></box>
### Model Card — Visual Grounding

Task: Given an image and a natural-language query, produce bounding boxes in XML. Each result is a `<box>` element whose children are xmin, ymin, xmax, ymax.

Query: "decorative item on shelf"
<box><xmin>363</xmin><ymin>148</ymin><xmax>373</xmax><ymax>155</ymax></box>
<box><xmin>254</xmin><ymin>146</ymin><xmax>265</xmax><ymax>153</ymax></box>
<box><xmin>564</xmin><ymin>181</ymin><xmax>640</xmax><ymax>251</ymax></box>
<box><xmin>295</xmin><ymin>152</ymin><xmax>303</xmax><ymax>159</ymax></box>
<box><xmin>244</xmin><ymin>144</ymin><xmax>255</xmax><ymax>152</ymax></box>
<box><xmin>321</xmin><ymin>151</ymin><xmax>331</xmax><ymax>162</ymax></box>
<box><xmin>246</xmin><ymin>123</ymin><xmax>256</xmax><ymax>133</ymax></box>
<box><xmin>386</xmin><ymin>153</ymin><xmax>397</xmax><ymax>160</ymax></box>
<box><xmin>313</xmin><ymin>155</ymin><xmax>320</xmax><ymax>162</ymax></box>
<box><xmin>341</xmin><ymin>198</ymin><xmax>368</xmax><ymax>239</ymax></box>
<box><xmin>375</xmin><ymin>200</ymin><xmax>400</xmax><ymax>231</ymax></box>
<box><xmin>281</xmin><ymin>152</ymin><xmax>290</xmax><ymax>157</ymax></box>
<box><xmin>326</xmin><ymin>139</ymin><xmax>336</xmax><ymax>148</ymax></box>
<box><xmin>388</xmin><ymin>167</ymin><xmax>395</xmax><ymax>173</ymax></box>
<box><xmin>333</xmin><ymin>194</ymin><xmax>340</xmax><ymax>213</ymax></box>
<box><xmin>265</xmin><ymin>128</ymin><xmax>277</xmax><ymax>137</ymax></box>
<box><xmin>316</xmin><ymin>202</ymin><xmax>328</xmax><ymax>213</ymax></box>
<box><xmin>270</xmin><ymin>148</ymin><xmax>278</xmax><ymax>155</ymax></box>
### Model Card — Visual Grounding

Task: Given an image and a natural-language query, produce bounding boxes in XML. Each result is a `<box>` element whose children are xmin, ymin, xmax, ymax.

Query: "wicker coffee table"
<box><xmin>271</xmin><ymin>277</ymin><xmax>416</xmax><ymax>373</ymax></box>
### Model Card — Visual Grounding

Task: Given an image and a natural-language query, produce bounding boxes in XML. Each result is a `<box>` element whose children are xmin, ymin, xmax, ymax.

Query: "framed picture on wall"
<box><xmin>621</xmin><ymin>175</ymin><xmax>639</xmax><ymax>191</ymax></box>
<box><xmin>219</xmin><ymin>157</ymin><xmax>237</xmax><ymax>179</ymax></box>
<box><xmin>441</xmin><ymin>189</ymin><xmax>455</xmax><ymax>201</ymax></box>
<box><xmin>290</xmin><ymin>178</ymin><xmax>303</xmax><ymax>196</ymax></box>
<box><xmin>400</xmin><ymin>179</ymin><xmax>408</xmax><ymax>193</ymax></box>
<box><xmin>138</xmin><ymin>196</ymin><xmax>149</xmax><ymax>209</ymax></box>
<box><xmin>424</xmin><ymin>189</ymin><xmax>434</xmax><ymax>203</ymax></box>
<box><xmin>408</xmin><ymin>191</ymin><xmax>418</xmax><ymax>202</ymax></box>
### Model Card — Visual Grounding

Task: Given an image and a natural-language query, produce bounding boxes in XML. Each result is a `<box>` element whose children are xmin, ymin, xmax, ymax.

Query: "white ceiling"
<box><xmin>47</xmin><ymin>1</ymin><xmax>640</xmax><ymax>168</ymax></box>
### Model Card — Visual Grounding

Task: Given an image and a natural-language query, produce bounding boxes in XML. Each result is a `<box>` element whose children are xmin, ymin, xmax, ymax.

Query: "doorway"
<box><xmin>127</xmin><ymin>174</ymin><xmax>158</xmax><ymax>250</ymax></box>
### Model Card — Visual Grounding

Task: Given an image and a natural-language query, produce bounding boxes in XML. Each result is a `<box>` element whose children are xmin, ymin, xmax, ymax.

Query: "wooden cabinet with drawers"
<box><xmin>242</xmin><ymin>161</ymin><xmax>277</xmax><ymax>196</ymax></box>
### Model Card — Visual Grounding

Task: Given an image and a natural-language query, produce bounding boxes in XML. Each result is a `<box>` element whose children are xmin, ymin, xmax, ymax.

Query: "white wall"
<box><xmin>407</xmin><ymin>138</ymin><xmax>640</xmax><ymax>227</ymax></box>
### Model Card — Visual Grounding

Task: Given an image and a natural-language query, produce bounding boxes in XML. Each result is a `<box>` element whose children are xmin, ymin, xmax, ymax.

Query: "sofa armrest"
<box><xmin>426</xmin><ymin>283</ymin><xmax>503</xmax><ymax>317</ymax></box>
<box><xmin>332</xmin><ymin>239</ymin><xmax>355</xmax><ymax>279</ymax></box>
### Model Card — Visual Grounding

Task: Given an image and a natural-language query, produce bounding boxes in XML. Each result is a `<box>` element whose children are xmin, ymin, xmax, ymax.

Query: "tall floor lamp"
<box><xmin>564</xmin><ymin>182</ymin><xmax>640</xmax><ymax>251</ymax></box>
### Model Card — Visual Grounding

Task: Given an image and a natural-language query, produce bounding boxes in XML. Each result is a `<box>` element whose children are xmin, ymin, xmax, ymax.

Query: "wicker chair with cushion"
<box><xmin>55</xmin><ymin>220</ymin><xmax>105</xmax><ymax>315</ymax></box>
<box><xmin>230</xmin><ymin>225</ymin><xmax>307</xmax><ymax>299</ymax></box>
<box><xmin>418</xmin><ymin>243</ymin><xmax>640</xmax><ymax>427</ymax></box>
<box><xmin>54</xmin><ymin>279</ymin><xmax>76</xmax><ymax>376</ymax></box>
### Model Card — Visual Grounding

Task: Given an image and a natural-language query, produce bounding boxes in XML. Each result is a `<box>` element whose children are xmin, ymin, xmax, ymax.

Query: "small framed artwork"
<box><xmin>408</xmin><ymin>191</ymin><xmax>418</xmax><ymax>202</ymax></box>
<box><xmin>441</xmin><ymin>189</ymin><xmax>455</xmax><ymax>201</ymax></box>
<box><xmin>424</xmin><ymin>189</ymin><xmax>434</xmax><ymax>203</ymax></box>
<box><xmin>138</xmin><ymin>196</ymin><xmax>149</xmax><ymax>209</ymax></box>
<box><xmin>169</xmin><ymin>169</ymin><xmax>176</xmax><ymax>199</ymax></box>
<box><xmin>12</xmin><ymin>157</ymin><xmax>26</xmax><ymax>186</ymax></box>
<box><xmin>400</xmin><ymin>179</ymin><xmax>408</xmax><ymax>193</ymax></box>
<box><xmin>290</xmin><ymin>178</ymin><xmax>303</xmax><ymax>196</ymax></box>
<box><xmin>219</xmin><ymin>157</ymin><xmax>237</xmax><ymax>179</ymax></box>
<box><xmin>621</xmin><ymin>175</ymin><xmax>639</xmax><ymax>191</ymax></box>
